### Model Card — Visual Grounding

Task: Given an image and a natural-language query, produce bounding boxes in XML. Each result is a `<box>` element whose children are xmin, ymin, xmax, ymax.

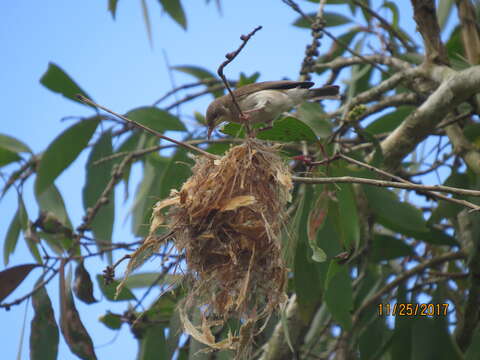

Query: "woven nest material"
<box><xmin>118</xmin><ymin>139</ymin><xmax>292</xmax><ymax>357</ymax></box>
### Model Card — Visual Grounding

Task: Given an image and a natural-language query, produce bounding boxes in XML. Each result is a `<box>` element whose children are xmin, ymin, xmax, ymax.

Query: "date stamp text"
<box><xmin>377</xmin><ymin>303</ymin><xmax>449</xmax><ymax>316</ymax></box>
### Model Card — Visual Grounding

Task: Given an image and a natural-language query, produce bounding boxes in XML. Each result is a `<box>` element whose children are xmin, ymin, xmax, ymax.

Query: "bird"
<box><xmin>205</xmin><ymin>80</ymin><xmax>339</xmax><ymax>138</ymax></box>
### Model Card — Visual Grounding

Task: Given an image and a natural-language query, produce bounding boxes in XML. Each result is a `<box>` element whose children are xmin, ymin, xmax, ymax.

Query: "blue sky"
<box><xmin>0</xmin><ymin>1</ymin><xmax>450</xmax><ymax>359</ymax></box>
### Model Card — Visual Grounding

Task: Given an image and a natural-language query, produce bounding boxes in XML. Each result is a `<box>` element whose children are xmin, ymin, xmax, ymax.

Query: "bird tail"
<box><xmin>307</xmin><ymin>85</ymin><xmax>340</xmax><ymax>100</ymax></box>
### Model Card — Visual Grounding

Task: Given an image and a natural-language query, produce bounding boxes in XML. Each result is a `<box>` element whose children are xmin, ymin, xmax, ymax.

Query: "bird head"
<box><xmin>206</xmin><ymin>99</ymin><xmax>229</xmax><ymax>139</ymax></box>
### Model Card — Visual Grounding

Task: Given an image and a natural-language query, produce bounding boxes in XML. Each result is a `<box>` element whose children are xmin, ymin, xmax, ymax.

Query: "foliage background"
<box><xmin>2</xmin><ymin>0</ymin><xmax>478</xmax><ymax>359</ymax></box>
<box><xmin>2</xmin><ymin>2</ymin><xmax>339</xmax><ymax>358</ymax></box>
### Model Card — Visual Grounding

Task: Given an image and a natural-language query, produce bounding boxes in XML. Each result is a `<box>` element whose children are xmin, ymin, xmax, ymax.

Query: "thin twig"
<box><xmin>216</xmin><ymin>25</ymin><xmax>263</xmax><ymax>119</ymax></box>
<box><xmin>351</xmin><ymin>0</ymin><xmax>416</xmax><ymax>52</ymax></box>
<box><xmin>76</xmin><ymin>95</ymin><xmax>218</xmax><ymax>160</ymax></box>
<box><xmin>0</xmin><ymin>260</ymin><xmax>59</xmax><ymax>309</ymax></box>
<box><xmin>93</xmin><ymin>138</ymin><xmax>243</xmax><ymax>166</ymax></box>
<box><xmin>282</xmin><ymin>0</ymin><xmax>388</xmax><ymax>75</ymax></box>
<box><xmin>293</xmin><ymin>175</ymin><xmax>480</xmax><ymax>202</ymax></box>
<box><xmin>153</xmin><ymin>78</ymin><xmax>224</xmax><ymax>106</ymax></box>
<box><xmin>165</xmin><ymin>84</ymin><xmax>225</xmax><ymax>111</ymax></box>
<box><xmin>337</xmin><ymin>153</ymin><xmax>480</xmax><ymax>211</ymax></box>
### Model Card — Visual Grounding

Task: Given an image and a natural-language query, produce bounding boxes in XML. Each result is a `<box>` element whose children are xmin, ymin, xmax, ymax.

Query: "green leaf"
<box><xmin>4</xmin><ymin>209</ymin><xmax>21</xmax><ymax>266</ymax></box>
<box><xmin>35</xmin><ymin>117</ymin><xmax>99</xmax><ymax>195</ymax></box>
<box><xmin>131</xmin><ymin>153</ymin><xmax>168</xmax><ymax>236</ymax></box>
<box><xmin>73</xmin><ymin>261</ymin><xmax>97</xmax><ymax>304</ymax></box>
<box><xmin>365</xmin><ymin>107</ymin><xmax>414</xmax><ymax>135</ymax></box>
<box><xmin>108</xmin><ymin>0</ymin><xmax>119</xmax><ymax>19</ymax></box>
<box><xmin>172</xmin><ymin>65</ymin><xmax>215</xmax><ymax>80</ymax></box>
<box><xmin>351</xmin><ymin>63</ymin><xmax>373</xmax><ymax>95</ymax></box>
<box><xmin>390</xmin><ymin>285</ymin><xmax>412</xmax><ymax>360</ymax></box>
<box><xmin>83</xmin><ymin>131</ymin><xmax>115</xmax><ymax>260</ymax></box>
<box><xmin>437</xmin><ymin>0</ymin><xmax>454</xmax><ymax>31</ymax></box>
<box><xmin>0</xmin><ymin>134</ymin><xmax>31</xmax><ymax>153</ymax></box>
<box><xmin>357</xmin><ymin>0</ymin><xmax>372</xmax><ymax>22</ymax></box>
<box><xmin>297</xmin><ymin>102</ymin><xmax>333</xmax><ymax>139</ymax></box>
<box><xmin>0</xmin><ymin>264</ymin><xmax>40</xmax><ymax>302</ymax></box>
<box><xmin>293</xmin><ymin>11</ymin><xmax>351</xmax><ymax>28</ymax></box>
<box><xmin>324</xmin><ymin>261</ymin><xmax>353</xmax><ymax>330</ymax></box>
<box><xmin>237</xmin><ymin>72</ymin><xmax>261</xmax><ymax>87</ymax></box>
<box><xmin>99</xmin><ymin>312</ymin><xmax>123</xmax><ymax>330</ymax></box>
<box><xmin>364</xmin><ymin>130</ymin><xmax>384</xmax><ymax>167</ymax></box>
<box><xmin>465</xmin><ymin>326</ymin><xmax>480</xmax><ymax>360</ymax></box>
<box><xmin>143</xmin><ymin>292</ymin><xmax>178</xmax><ymax>322</ymax></box>
<box><xmin>317</xmin><ymin>28</ymin><xmax>360</xmax><ymax>71</ymax></box>
<box><xmin>125</xmin><ymin>107</ymin><xmax>186</xmax><ymax>132</ymax></box>
<box><xmin>363</xmin><ymin>186</ymin><xmax>426</xmax><ymax>233</ymax></box>
<box><xmin>36</xmin><ymin>184</ymin><xmax>73</xmax><ymax>230</ymax></box>
<box><xmin>96</xmin><ymin>274</ymin><xmax>136</xmax><ymax>301</ymax></box>
<box><xmin>166</xmin><ymin>309</ymin><xmax>182</xmax><ymax>358</ymax></box>
<box><xmin>363</xmin><ymin>186</ymin><xmax>456</xmax><ymax>245</ymax></box>
<box><xmin>137</xmin><ymin>324</ymin><xmax>168</xmax><ymax>360</ymax></box>
<box><xmin>17</xmin><ymin>197</ymin><xmax>43</xmax><ymax>264</ymax></box>
<box><xmin>159</xmin><ymin>147</ymin><xmax>192</xmax><ymax>199</ymax></box>
<box><xmin>260</xmin><ymin>116</ymin><xmax>319</xmax><ymax>142</ymax></box>
<box><xmin>141</xmin><ymin>0</ymin><xmax>153</xmax><ymax>46</ymax></box>
<box><xmin>381</xmin><ymin>1</ymin><xmax>399</xmax><ymax>28</ymax></box>
<box><xmin>221</xmin><ymin>116</ymin><xmax>318</xmax><ymax>142</ymax></box>
<box><xmin>158</xmin><ymin>0</ymin><xmax>187</xmax><ymax>29</ymax></box>
<box><xmin>122</xmin><ymin>272</ymin><xmax>181</xmax><ymax>289</ymax></box>
<box><xmin>60</xmin><ymin>268</ymin><xmax>97</xmax><ymax>360</ymax></box>
<box><xmin>0</xmin><ymin>147</ymin><xmax>21</xmax><ymax>167</ymax></box>
<box><xmin>18</xmin><ymin>195</ymin><xmax>29</xmax><ymax>230</ymax></box>
<box><xmin>429</xmin><ymin>171</ymin><xmax>469</xmax><ymax>224</ymax></box>
<box><xmin>35</xmin><ymin>184</ymin><xmax>75</xmax><ymax>252</ymax></box>
<box><xmin>333</xmin><ymin>183</ymin><xmax>360</xmax><ymax>249</ymax></box>
<box><xmin>206</xmin><ymin>142</ymin><xmax>230</xmax><ymax>155</ymax></box>
<box><xmin>307</xmin><ymin>189</ymin><xmax>329</xmax><ymax>262</ymax></box>
<box><xmin>446</xmin><ymin>26</ymin><xmax>466</xmax><ymax>65</ymax></box>
<box><xmin>30</xmin><ymin>280</ymin><xmax>59</xmax><ymax>360</ymax></box>
<box><xmin>412</xmin><ymin>317</ymin><xmax>461</xmax><ymax>360</ymax></box>
<box><xmin>370</xmin><ymin>234</ymin><xmax>414</xmax><ymax>262</ymax></box>
<box><xmin>40</xmin><ymin>63</ymin><xmax>94</xmax><ymax>108</ymax></box>
<box><xmin>359</xmin><ymin>318</ymin><xmax>389</xmax><ymax>360</ymax></box>
<box><xmin>464</xmin><ymin>123</ymin><xmax>480</xmax><ymax>145</ymax></box>
<box><xmin>293</xmin><ymin>186</ymin><xmax>323</xmax><ymax>321</ymax></box>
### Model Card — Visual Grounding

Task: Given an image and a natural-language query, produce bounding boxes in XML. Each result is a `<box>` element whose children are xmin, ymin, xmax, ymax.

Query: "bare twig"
<box><xmin>293</xmin><ymin>175</ymin><xmax>480</xmax><ymax>203</ymax></box>
<box><xmin>216</xmin><ymin>25</ymin><xmax>263</xmax><ymax>119</ymax></box>
<box><xmin>76</xmin><ymin>95</ymin><xmax>218</xmax><ymax>160</ymax></box>
<box><xmin>351</xmin><ymin>0</ymin><xmax>416</xmax><ymax>52</ymax></box>
<box><xmin>282</xmin><ymin>0</ymin><xmax>389</xmax><ymax>76</ymax></box>
<box><xmin>165</xmin><ymin>84</ymin><xmax>225</xmax><ymax>110</ymax></box>
<box><xmin>411</xmin><ymin>0</ymin><xmax>449</xmax><ymax>65</ymax></box>
<box><xmin>153</xmin><ymin>78</ymin><xmax>224</xmax><ymax>106</ymax></box>
<box><xmin>337</xmin><ymin>153</ymin><xmax>480</xmax><ymax>212</ymax></box>
<box><xmin>93</xmin><ymin>138</ymin><xmax>242</xmax><ymax>166</ymax></box>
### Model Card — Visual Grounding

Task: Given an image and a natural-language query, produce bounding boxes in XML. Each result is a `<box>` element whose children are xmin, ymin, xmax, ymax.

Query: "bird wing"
<box><xmin>232</xmin><ymin>80</ymin><xmax>314</xmax><ymax>99</ymax></box>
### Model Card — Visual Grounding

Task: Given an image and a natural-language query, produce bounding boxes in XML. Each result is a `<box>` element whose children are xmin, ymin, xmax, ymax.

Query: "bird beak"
<box><xmin>207</xmin><ymin>125</ymin><xmax>214</xmax><ymax>140</ymax></box>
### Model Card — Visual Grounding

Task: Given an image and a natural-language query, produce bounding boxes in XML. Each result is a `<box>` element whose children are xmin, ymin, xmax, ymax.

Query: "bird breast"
<box><xmin>239</xmin><ymin>89</ymin><xmax>308</xmax><ymax>123</ymax></box>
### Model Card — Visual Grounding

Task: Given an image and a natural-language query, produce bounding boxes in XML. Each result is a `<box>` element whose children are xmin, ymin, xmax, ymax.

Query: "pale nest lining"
<box><xmin>118</xmin><ymin>139</ymin><xmax>292</xmax><ymax>357</ymax></box>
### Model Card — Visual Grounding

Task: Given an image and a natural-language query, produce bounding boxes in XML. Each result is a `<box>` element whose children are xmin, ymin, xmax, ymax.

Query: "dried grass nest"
<box><xmin>118</xmin><ymin>139</ymin><xmax>293</xmax><ymax>357</ymax></box>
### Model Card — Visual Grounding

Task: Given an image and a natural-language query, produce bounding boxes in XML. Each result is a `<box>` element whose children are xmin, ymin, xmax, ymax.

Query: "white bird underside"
<box><xmin>238</xmin><ymin>88</ymin><xmax>309</xmax><ymax>124</ymax></box>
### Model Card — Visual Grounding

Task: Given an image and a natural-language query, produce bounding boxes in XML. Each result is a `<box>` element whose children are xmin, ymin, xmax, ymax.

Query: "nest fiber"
<box><xmin>120</xmin><ymin>139</ymin><xmax>292</xmax><ymax>356</ymax></box>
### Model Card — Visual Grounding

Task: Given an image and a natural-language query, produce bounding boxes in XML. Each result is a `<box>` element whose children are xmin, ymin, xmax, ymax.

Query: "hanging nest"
<box><xmin>118</xmin><ymin>139</ymin><xmax>292</xmax><ymax>358</ymax></box>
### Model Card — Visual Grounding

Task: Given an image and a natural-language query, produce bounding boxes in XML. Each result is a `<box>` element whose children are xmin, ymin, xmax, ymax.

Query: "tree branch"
<box><xmin>379</xmin><ymin>65</ymin><xmax>480</xmax><ymax>170</ymax></box>
<box><xmin>410</xmin><ymin>0</ymin><xmax>449</xmax><ymax>65</ymax></box>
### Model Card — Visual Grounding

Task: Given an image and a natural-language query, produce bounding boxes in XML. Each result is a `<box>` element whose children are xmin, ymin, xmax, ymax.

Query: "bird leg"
<box><xmin>257</xmin><ymin>125</ymin><xmax>273</xmax><ymax>133</ymax></box>
<box><xmin>242</xmin><ymin>106</ymin><xmax>269</xmax><ymax>138</ymax></box>
<box><xmin>240</xmin><ymin>112</ymin><xmax>254</xmax><ymax>138</ymax></box>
